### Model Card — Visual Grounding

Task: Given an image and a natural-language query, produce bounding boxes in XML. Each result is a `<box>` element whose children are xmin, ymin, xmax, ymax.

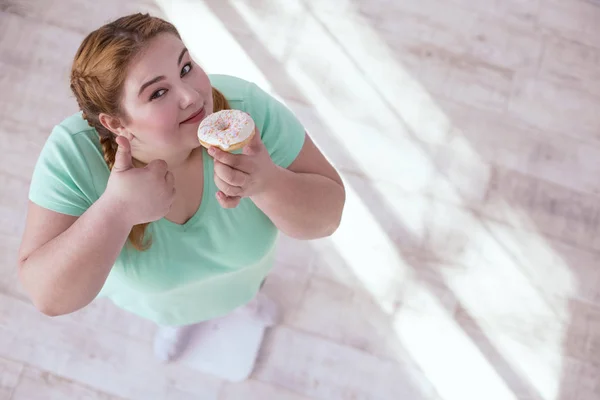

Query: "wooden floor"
<box><xmin>1</xmin><ymin>0</ymin><xmax>600</xmax><ymax>399</ymax></box>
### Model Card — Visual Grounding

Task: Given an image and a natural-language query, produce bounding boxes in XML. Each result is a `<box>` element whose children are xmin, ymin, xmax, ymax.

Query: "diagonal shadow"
<box><xmin>200</xmin><ymin>1</ymin><xmax>548</xmax><ymax>399</ymax></box>
<box><xmin>333</xmin><ymin>2</ymin><xmax>600</xmax><ymax>400</ymax></box>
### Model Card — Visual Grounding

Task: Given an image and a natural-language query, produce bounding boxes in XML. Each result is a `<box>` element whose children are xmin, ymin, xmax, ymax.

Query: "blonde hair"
<box><xmin>70</xmin><ymin>13</ymin><xmax>230</xmax><ymax>251</ymax></box>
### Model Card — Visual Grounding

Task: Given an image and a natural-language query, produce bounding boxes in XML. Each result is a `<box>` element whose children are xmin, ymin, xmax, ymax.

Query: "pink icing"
<box><xmin>198</xmin><ymin>110</ymin><xmax>255</xmax><ymax>149</ymax></box>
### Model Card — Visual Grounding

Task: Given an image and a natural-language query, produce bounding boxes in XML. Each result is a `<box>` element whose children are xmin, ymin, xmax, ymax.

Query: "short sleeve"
<box><xmin>29</xmin><ymin>124</ymin><xmax>102</xmax><ymax>216</ymax></box>
<box><xmin>246</xmin><ymin>83</ymin><xmax>306</xmax><ymax>168</ymax></box>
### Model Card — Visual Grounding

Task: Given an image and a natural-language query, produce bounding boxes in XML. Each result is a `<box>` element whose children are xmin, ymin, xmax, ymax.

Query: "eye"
<box><xmin>148</xmin><ymin>62</ymin><xmax>193</xmax><ymax>101</ymax></box>
<box><xmin>150</xmin><ymin>89</ymin><xmax>167</xmax><ymax>101</ymax></box>
<box><xmin>181</xmin><ymin>62</ymin><xmax>192</xmax><ymax>77</ymax></box>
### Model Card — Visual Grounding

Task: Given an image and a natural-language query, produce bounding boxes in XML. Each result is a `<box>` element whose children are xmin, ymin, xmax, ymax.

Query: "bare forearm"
<box><xmin>251</xmin><ymin>166</ymin><xmax>345</xmax><ymax>239</ymax></box>
<box><xmin>19</xmin><ymin>196</ymin><xmax>133</xmax><ymax>316</ymax></box>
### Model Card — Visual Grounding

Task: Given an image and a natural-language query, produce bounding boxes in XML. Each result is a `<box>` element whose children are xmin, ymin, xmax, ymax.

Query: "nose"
<box><xmin>179</xmin><ymin>83</ymin><xmax>201</xmax><ymax>110</ymax></box>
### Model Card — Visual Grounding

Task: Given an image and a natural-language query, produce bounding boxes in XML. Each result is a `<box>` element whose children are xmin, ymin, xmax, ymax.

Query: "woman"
<box><xmin>17</xmin><ymin>13</ymin><xmax>345</xmax><ymax>363</ymax></box>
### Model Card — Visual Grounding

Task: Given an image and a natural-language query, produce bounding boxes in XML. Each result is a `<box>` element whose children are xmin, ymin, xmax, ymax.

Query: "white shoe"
<box><xmin>153</xmin><ymin>324</ymin><xmax>193</xmax><ymax>363</ymax></box>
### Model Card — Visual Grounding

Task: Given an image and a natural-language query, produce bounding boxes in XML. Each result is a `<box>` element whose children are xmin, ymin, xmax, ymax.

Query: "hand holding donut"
<box><xmin>198</xmin><ymin>110</ymin><xmax>276</xmax><ymax>209</ymax></box>
<box><xmin>208</xmin><ymin>128</ymin><xmax>276</xmax><ymax>208</ymax></box>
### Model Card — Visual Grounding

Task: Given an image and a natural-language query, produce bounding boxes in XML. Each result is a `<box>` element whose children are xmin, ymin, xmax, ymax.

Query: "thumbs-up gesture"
<box><xmin>207</xmin><ymin>127</ymin><xmax>277</xmax><ymax>208</ymax></box>
<box><xmin>104</xmin><ymin>136</ymin><xmax>176</xmax><ymax>225</ymax></box>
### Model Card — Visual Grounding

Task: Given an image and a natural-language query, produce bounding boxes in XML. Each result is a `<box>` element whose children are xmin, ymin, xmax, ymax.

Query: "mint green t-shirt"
<box><xmin>29</xmin><ymin>75</ymin><xmax>306</xmax><ymax>326</ymax></box>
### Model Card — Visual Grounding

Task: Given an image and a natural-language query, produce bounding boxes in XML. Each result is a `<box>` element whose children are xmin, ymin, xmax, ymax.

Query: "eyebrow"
<box><xmin>138</xmin><ymin>47</ymin><xmax>189</xmax><ymax>97</ymax></box>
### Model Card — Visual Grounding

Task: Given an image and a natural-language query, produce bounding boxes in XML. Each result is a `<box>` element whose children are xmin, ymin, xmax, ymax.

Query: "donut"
<box><xmin>197</xmin><ymin>110</ymin><xmax>255</xmax><ymax>152</ymax></box>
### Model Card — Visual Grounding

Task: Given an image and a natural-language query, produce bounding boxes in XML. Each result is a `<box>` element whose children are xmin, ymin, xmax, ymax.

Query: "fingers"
<box><xmin>113</xmin><ymin>136</ymin><xmax>133</xmax><ymax>172</ymax></box>
<box><xmin>214</xmin><ymin>175</ymin><xmax>243</xmax><ymax>197</ymax></box>
<box><xmin>242</xmin><ymin>127</ymin><xmax>264</xmax><ymax>154</ymax></box>
<box><xmin>216</xmin><ymin>191</ymin><xmax>241</xmax><ymax>209</ymax></box>
<box><xmin>208</xmin><ymin>147</ymin><xmax>253</xmax><ymax>173</ymax></box>
<box><xmin>165</xmin><ymin>171</ymin><xmax>175</xmax><ymax>187</ymax></box>
<box><xmin>146</xmin><ymin>159</ymin><xmax>169</xmax><ymax>177</ymax></box>
<box><xmin>214</xmin><ymin>161</ymin><xmax>248</xmax><ymax>187</ymax></box>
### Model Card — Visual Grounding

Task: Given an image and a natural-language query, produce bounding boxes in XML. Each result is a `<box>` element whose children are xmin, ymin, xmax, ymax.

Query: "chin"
<box><xmin>183</xmin><ymin>134</ymin><xmax>203</xmax><ymax>150</ymax></box>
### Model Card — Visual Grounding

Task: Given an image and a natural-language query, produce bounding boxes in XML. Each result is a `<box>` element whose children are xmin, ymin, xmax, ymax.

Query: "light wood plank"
<box><xmin>509</xmin><ymin>78</ymin><xmax>600</xmax><ymax>144</ymax></box>
<box><xmin>286</xmin><ymin>277</ymin><xmax>403</xmax><ymax>360</ymax></box>
<box><xmin>434</xmin><ymin>99</ymin><xmax>600</xmax><ymax>198</ymax></box>
<box><xmin>0</xmin><ymin>0</ymin><xmax>162</xmax><ymax>34</ymax></box>
<box><xmin>0</xmin><ymin>293</ymin><xmax>223</xmax><ymax>400</ymax></box>
<box><xmin>0</xmin><ymin>356</ymin><xmax>23</xmax><ymax>400</ymax></box>
<box><xmin>0</xmin><ymin>12</ymin><xmax>80</xmax><ymax>130</ymax></box>
<box><xmin>539</xmin><ymin>0</ymin><xmax>600</xmax><ymax>49</ymax></box>
<box><xmin>539</xmin><ymin>34</ymin><xmax>600</xmax><ymax>98</ymax></box>
<box><xmin>219</xmin><ymin>379</ymin><xmax>312</xmax><ymax>400</ymax></box>
<box><xmin>11</xmin><ymin>366</ymin><xmax>123</xmax><ymax>400</ymax></box>
<box><xmin>254</xmin><ymin>326</ymin><xmax>439</xmax><ymax>400</ymax></box>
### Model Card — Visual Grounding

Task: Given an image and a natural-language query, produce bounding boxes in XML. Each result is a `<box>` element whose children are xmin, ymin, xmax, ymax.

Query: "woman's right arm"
<box><xmin>19</xmin><ymin>136</ymin><xmax>176</xmax><ymax>316</ymax></box>
<box><xmin>17</xmin><ymin>195</ymin><xmax>133</xmax><ymax>316</ymax></box>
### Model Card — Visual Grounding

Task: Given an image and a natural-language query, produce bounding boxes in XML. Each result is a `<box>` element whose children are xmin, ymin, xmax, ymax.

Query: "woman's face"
<box><xmin>119</xmin><ymin>33</ymin><xmax>213</xmax><ymax>160</ymax></box>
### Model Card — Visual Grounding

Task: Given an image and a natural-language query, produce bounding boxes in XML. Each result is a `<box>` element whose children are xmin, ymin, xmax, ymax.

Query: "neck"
<box><xmin>133</xmin><ymin>146</ymin><xmax>200</xmax><ymax>171</ymax></box>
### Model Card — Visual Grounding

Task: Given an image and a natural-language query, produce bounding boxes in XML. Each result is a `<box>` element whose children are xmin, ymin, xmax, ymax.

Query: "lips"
<box><xmin>181</xmin><ymin>106</ymin><xmax>205</xmax><ymax>124</ymax></box>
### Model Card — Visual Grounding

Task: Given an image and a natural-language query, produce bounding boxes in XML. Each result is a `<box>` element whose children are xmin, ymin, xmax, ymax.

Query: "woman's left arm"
<box><xmin>210</xmin><ymin>131</ymin><xmax>346</xmax><ymax>240</ymax></box>
<box><xmin>251</xmin><ymin>133</ymin><xmax>346</xmax><ymax>240</ymax></box>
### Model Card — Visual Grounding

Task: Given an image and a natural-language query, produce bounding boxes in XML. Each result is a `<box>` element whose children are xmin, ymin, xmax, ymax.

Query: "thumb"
<box><xmin>112</xmin><ymin>136</ymin><xmax>133</xmax><ymax>172</ymax></box>
<box><xmin>243</xmin><ymin>127</ymin><xmax>263</xmax><ymax>155</ymax></box>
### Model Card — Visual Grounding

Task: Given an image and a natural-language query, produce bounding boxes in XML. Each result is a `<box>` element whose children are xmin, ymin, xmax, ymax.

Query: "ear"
<box><xmin>99</xmin><ymin>113</ymin><xmax>133</xmax><ymax>140</ymax></box>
